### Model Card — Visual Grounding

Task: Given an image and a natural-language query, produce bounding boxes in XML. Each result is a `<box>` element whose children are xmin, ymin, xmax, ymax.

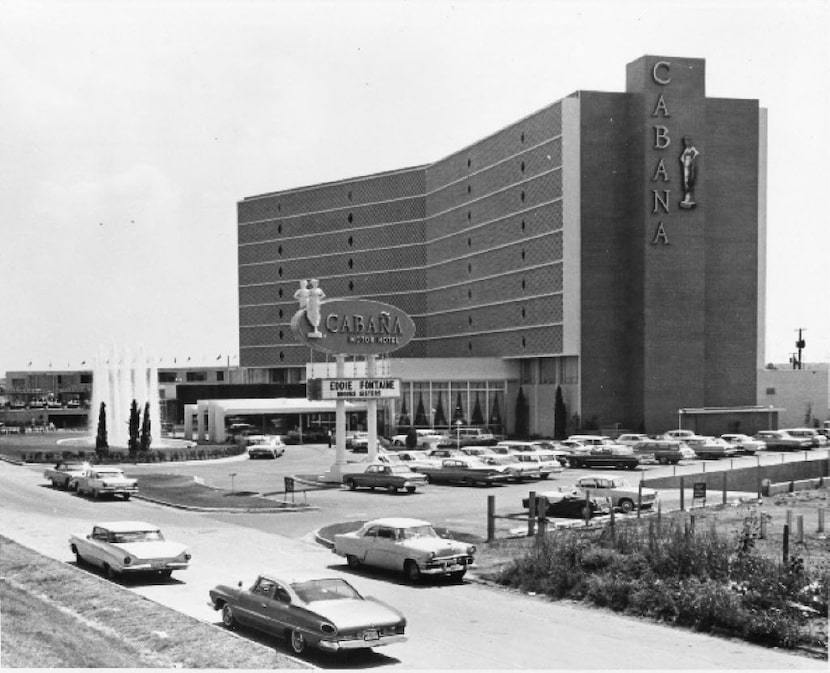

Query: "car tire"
<box><xmin>346</xmin><ymin>554</ymin><xmax>360</xmax><ymax>568</ymax></box>
<box><xmin>449</xmin><ymin>569</ymin><xmax>466</xmax><ymax>582</ymax></box>
<box><xmin>346</xmin><ymin>479</ymin><xmax>357</xmax><ymax>491</ymax></box>
<box><xmin>619</xmin><ymin>499</ymin><xmax>635</xmax><ymax>514</ymax></box>
<box><xmin>104</xmin><ymin>564</ymin><xmax>118</xmax><ymax>581</ymax></box>
<box><xmin>658</xmin><ymin>456</ymin><xmax>668</xmax><ymax>465</ymax></box>
<box><xmin>289</xmin><ymin>629</ymin><xmax>307</xmax><ymax>654</ymax></box>
<box><xmin>71</xmin><ymin>544</ymin><xmax>83</xmax><ymax>565</ymax></box>
<box><xmin>404</xmin><ymin>560</ymin><xmax>421</xmax><ymax>583</ymax></box>
<box><xmin>92</xmin><ymin>488</ymin><xmax>100</xmax><ymax>499</ymax></box>
<box><xmin>406</xmin><ymin>486</ymin><xmax>416</xmax><ymax>493</ymax></box>
<box><xmin>123</xmin><ymin>493</ymin><xmax>131</xmax><ymax>501</ymax></box>
<box><xmin>387</xmin><ymin>485</ymin><xmax>397</xmax><ymax>494</ymax></box>
<box><xmin>222</xmin><ymin>604</ymin><xmax>236</xmax><ymax>629</ymax></box>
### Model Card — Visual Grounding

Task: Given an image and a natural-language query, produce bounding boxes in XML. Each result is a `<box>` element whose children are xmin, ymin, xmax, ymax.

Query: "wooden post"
<box><xmin>527</xmin><ymin>491</ymin><xmax>536</xmax><ymax>537</ymax></box>
<box><xmin>722</xmin><ymin>471</ymin><xmax>728</xmax><ymax>505</ymax></box>
<box><xmin>760</xmin><ymin>515</ymin><xmax>767</xmax><ymax>539</ymax></box>
<box><xmin>487</xmin><ymin>495</ymin><xmax>495</xmax><ymax>542</ymax></box>
<box><xmin>680</xmin><ymin>476</ymin><xmax>685</xmax><ymax>511</ymax></box>
<box><xmin>786</xmin><ymin>509</ymin><xmax>793</xmax><ymax>530</ymax></box>
<box><xmin>609</xmin><ymin>503</ymin><xmax>615</xmax><ymax>527</ymax></box>
<box><xmin>637</xmin><ymin>482</ymin><xmax>642</xmax><ymax>519</ymax></box>
<box><xmin>690</xmin><ymin>514</ymin><xmax>696</xmax><ymax>535</ymax></box>
<box><xmin>797</xmin><ymin>515</ymin><xmax>804</xmax><ymax>544</ymax></box>
<box><xmin>657</xmin><ymin>501</ymin><xmax>662</xmax><ymax>524</ymax></box>
<box><xmin>819</xmin><ymin>507</ymin><xmax>826</xmax><ymax>533</ymax></box>
<box><xmin>783</xmin><ymin>524</ymin><xmax>790</xmax><ymax>563</ymax></box>
<box><xmin>584</xmin><ymin>489</ymin><xmax>591</xmax><ymax>526</ymax></box>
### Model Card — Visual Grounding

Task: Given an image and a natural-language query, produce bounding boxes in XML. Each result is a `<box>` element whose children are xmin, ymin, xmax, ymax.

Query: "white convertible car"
<box><xmin>333</xmin><ymin>517</ymin><xmax>476</xmax><ymax>583</ymax></box>
<box><xmin>69</xmin><ymin>520</ymin><xmax>191</xmax><ymax>580</ymax></box>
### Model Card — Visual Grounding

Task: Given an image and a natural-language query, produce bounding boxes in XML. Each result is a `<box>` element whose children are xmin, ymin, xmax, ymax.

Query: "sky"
<box><xmin>1</xmin><ymin>0</ymin><xmax>829</xmax><ymax>376</ymax></box>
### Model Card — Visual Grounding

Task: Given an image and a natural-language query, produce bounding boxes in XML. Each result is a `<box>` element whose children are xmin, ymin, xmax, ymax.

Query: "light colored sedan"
<box><xmin>69</xmin><ymin>520</ymin><xmax>191</xmax><ymax>579</ymax></box>
<box><xmin>720</xmin><ymin>433</ymin><xmax>766</xmax><ymax>454</ymax></box>
<box><xmin>333</xmin><ymin>517</ymin><xmax>476</xmax><ymax>583</ymax></box>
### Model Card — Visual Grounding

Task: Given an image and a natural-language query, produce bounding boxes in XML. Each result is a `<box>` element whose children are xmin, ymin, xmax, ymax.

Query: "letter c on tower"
<box><xmin>652</xmin><ymin>61</ymin><xmax>671</xmax><ymax>85</ymax></box>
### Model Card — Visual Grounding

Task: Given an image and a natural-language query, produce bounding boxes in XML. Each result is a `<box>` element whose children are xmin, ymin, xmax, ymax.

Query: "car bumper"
<box><xmin>319</xmin><ymin>634</ymin><xmax>407</xmax><ymax>651</ymax></box>
<box><xmin>99</xmin><ymin>487</ymin><xmax>139</xmax><ymax>495</ymax></box>
<box><xmin>423</xmin><ymin>557</ymin><xmax>474</xmax><ymax>574</ymax></box>
<box><xmin>123</xmin><ymin>561</ymin><xmax>189</xmax><ymax>572</ymax></box>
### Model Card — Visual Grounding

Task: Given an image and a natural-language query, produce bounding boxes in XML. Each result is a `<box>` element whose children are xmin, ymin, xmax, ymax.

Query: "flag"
<box><xmin>216</xmin><ymin>354</ymin><xmax>222</xmax><ymax>360</ymax></box>
<box><xmin>81</xmin><ymin>360</ymin><xmax>86</xmax><ymax>365</ymax></box>
<box><xmin>187</xmin><ymin>356</ymin><xmax>191</xmax><ymax>362</ymax></box>
<box><xmin>27</xmin><ymin>361</ymin><xmax>32</xmax><ymax>366</ymax></box>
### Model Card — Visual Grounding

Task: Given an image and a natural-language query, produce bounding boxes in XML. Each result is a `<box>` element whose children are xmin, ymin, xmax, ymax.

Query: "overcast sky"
<box><xmin>1</xmin><ymin>0</ymin><xmax>828</xmax><ymax>375</ymax></box>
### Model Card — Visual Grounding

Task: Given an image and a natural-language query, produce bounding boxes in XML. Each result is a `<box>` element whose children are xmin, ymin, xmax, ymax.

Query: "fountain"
<box><xmin>59</xmin><ymin>345</ymin><xmax>192</xmax><ymax>450</ymax></box>
<box><xmin>90</xmin><ymin>345</ymin><xmax>162</xmax><ymax>448</ymax></box>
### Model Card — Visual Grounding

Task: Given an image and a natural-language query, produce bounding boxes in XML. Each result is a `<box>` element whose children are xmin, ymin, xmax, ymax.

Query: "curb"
<box><xmin>132</xmin><ymin>492</ymin><xmax>317</xmax><ymax>514</ymax></box>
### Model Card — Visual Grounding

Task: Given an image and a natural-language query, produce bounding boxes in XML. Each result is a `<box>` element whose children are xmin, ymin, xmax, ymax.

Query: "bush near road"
<box><xmin>0</xmin><ymin>537</ymin><xmax>309</xmax><ymax>669</ymax></box>
<box><xmin>474</xmin><ymin>489</ymin><xmax>829</xmax><ymax>656</ymax></box>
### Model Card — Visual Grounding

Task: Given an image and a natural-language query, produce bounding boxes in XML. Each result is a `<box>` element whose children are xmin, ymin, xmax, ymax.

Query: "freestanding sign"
<box><xmin>290</xmin><ymin>294</ymin><xmax>416</xmax><ymax>356</ymax></box>
<box><xmin>290</xmin><ymin>280</ymin><xmax>414</xmax><ymax>482</ymax></box>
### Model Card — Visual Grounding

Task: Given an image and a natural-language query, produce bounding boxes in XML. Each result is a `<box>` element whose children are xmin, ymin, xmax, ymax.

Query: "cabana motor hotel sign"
<box><xmin>291</xmin><ymin>280</ymin><xmax>415</xmax><ymax>401</ymax></box>
<box><xmin>290</xmin><ymin>279</ymin><xmax>416</xmax><ymax>355</ymax></box>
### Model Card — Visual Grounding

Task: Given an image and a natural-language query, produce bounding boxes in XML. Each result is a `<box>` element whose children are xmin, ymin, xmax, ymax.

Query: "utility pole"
<box><xmin>794</xmin><ymin>328</ymin><xmax>806</xmax><ymax>370</ymax></box>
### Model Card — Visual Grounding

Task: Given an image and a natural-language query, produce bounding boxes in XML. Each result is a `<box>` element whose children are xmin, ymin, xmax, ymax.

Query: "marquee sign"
<box><xmin>311</xmin><ymin>378</ymin><xmax>401</xmax><ymax>400</ymax></box>
<box><xmin>290</xmin><ymin>280</ymin><xmax>416</xmax><ymax>355</ymax></box>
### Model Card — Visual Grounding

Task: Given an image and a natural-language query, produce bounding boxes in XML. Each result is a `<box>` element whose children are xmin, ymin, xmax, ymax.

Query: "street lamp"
<box><xmin>455</xmin><ymin>420</ymin><xmax>463</xmax><ymax>448</ymax></box>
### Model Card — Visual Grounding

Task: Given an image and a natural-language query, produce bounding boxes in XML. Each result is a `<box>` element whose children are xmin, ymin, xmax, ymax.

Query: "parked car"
<box><xmin>248</xmin><ymin>437</ymin><xmax>286</xmax><ymax>459</ymax></box>
<box><xmin>480</xmin><ymin>454</ymin><xmax>541</xmax><ymax>482</ymax></box>
<box><xmin>69</xmin><ymin>520</ymin><xmax>191</xmax><ymax>579</ymax></box>
<box><xmin>44</xmin><ymin>460</ymin><xmax>90</xmax><ymax>489</ymax></box>
<box><xmin>391</xmin><ymin>429</ymin><xmax>444</xmax><ymax>449</ymax></box>
<box><xmin>782</xmin><ymin>428</ymin><xmax>829</xmax><ymax>448</ymax></box>
<box><xmin>417</xmin><ymin>457</ymin><xmax>511</xmax><ymax>486</ymax></box>
<box><xmin>720</xmin><ymin>433</ymin><xmax>766</xmax><ymax>454</ymax></box>
<box><xmin>70</xmin><ymin>466</ymin><xmax>138</xmax><ymax>500</ymax></box>
<box><xmin>661</xmin><ymin>429</ymin><xmax>705</xmax><ymax>442</ymax></box>
<box><xmin>394</xmin><ymin>450</ymin><xmax>438</xmax><ymax>471</ymax></box>
<box><xmin>436</xmin><ymin>427</ymin><xmax>497</xmax><ymax>448</ymax></box>
<box><xmin>683</xmin><ymin>436</ymin><xmax>738</xmax><ymax>459</ymax></box>
<box><xmin>567</xmin><ymin>434</ymin><xmax>618</xmax><ymax>447</ymax></box>
<box><xmin>632</xmin><ymin>439</ymin><xmax>684</xmax><ymax>465</ymax></box>
<box><xmin>209</xmin><ymin>572</ymin><xmax>407</xmax><ymax>655</ymax></box>
<box><xmin>573</xmin><ymin>475</ymin><xmax>658</xmax><ymax>513</ymax></box>
<box><xmin>525</xmin><ymin>440</ymin><xmax>571</xmax><ymax>465</ymax></box>
<box><xmin>566</xmin><ymin>446</ymin><xmax>640</xmax><ymax>470</ymax></box>
<box><xmin>754</xmin><ymin>430</ymin><xmax>814</xmax><ymax>451</ymax></box>
<box><xmin>615</xmin><ymin>433</ymin><xmax>650</xmax><ymax>447</ymax></box>
<box><xmin>346</xmin><ymin>432</ymin><xmax>370</xmax><ymax>452</ymax></box>
<box><xmin>333</xmin><ymin>517</ymin><xmax>476</xmax><ymax>582</ymax></box>
<box><xmin>342</xmin><ymin>464</ymin><xmax>428</xmax><ymax>494</ymax></box>
<box><xmin>512</xmin><ymin>451</ymin><xmax>564</xmax><ymax>478</ymax></box>
<box><xmin>521</xmin><ymin>489</ymin><xmax>611</xmax><ymax>519</ymax></box>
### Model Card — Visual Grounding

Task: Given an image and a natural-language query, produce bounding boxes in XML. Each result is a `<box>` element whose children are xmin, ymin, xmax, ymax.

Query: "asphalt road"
<box><xmin>0</xmin><ymin>454</ymin><xmax>824</xmax><ymax>670</ymax></box>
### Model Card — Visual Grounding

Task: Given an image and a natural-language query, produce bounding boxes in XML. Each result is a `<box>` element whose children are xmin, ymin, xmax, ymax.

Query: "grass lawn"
<box><xmin>0</xmin><ymin>537</ymin><xmax>310</xmax><ymax>669</ymax></box>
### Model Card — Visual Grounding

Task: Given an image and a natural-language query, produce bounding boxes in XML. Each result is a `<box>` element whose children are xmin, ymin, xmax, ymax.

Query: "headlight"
<box><xmin>467</xmin><ymin>545</ymin><xmax>476</xmax><ymax>555</ymax></box>
<box><xmin>428</xmin><ymin>551</ymin><xmax>436</xmax><ymax>560</ymax></box>
<box><xmin>123</xmin><ymin>557</ymin><xmax>132</xmax><ymax>565</ymax></box>
<box><xmin>320</xmin><ymin>622</ymin><xmax>336</xmax><ymax>635</ymax></box>
<box><xmin>183</xmin><ymin>552</ymin><xmax>192</xmax><ymax>561</ymax></box>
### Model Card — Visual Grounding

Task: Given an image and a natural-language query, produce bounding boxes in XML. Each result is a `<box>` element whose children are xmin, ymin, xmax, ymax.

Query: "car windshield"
<box><xmin>397</xmin><ymin>525</ymin><xmax>439</xmax><ymax>540</ymax></box>
<box><xmin>389</xmin><ymin>465</ymin><xmax>412</xmax><ymax>473</ymax></box>
<box><xmin>292</xmin><ymin>578</ymin><xmax>360</xmax><ymax>603</ymax></box>
<box><xmin>111</xmin><ymin>530</ymin><xmax>163</xmax><ymax>543</ymax></box>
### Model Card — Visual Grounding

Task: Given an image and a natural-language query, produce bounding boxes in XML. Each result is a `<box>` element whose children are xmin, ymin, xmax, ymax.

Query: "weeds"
<box><xmin>495</xmin><ymin>514</ymin><xmax>827</xmax><ymax>652</ymax></box>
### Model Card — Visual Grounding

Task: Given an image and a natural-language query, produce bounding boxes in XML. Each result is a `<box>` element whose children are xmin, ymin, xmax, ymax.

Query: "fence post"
<box><xmin>487</xmin><ymin>495</ymin><xmax>495</xmax><ymax>542</ymax></box>
<box><xmin>637</xmin><ymin>482</ymin><xmax>642</xmax><ymax>519</ymax></box>
<box><xmin>722</xmin><ymin>471</ymin><xmax>728</xmax><ymax>505</ymax></box>
<box><xmin>680</xmin><ymin>476</ymin><xmax>685</xmax><ymax>511</ymax></box>
<box><xmin>584</xmin><ymin>489</ymin><xmax>591</xmax><ymax>526</ymax></box>
<box><xmin>786</xmin><ymin>509</ymin><xmax>793</xmax><ymax>530</ymax></box>
<box><xmin>819</xmin><ymin>507</ymin><xmax>826</xmax><ymax>533</ymax></box>
<box><xmin>527</xmin><ymin>491</ymin><xmax>536</xmax><ymax>537</ymax></box>
<box><xmin>760</xmin><ymin>515</ymin><xmax>767</xmax><ymax>539</ymax></box>
<box><xmin>783</xmin><ymin>524</ymin><xmax>790</xmax><ymax>563</ymax></box>
<box><xmin>797</xmin><ymin>515</ymin><xmax>804</xmax><ymax>544</ymax></box>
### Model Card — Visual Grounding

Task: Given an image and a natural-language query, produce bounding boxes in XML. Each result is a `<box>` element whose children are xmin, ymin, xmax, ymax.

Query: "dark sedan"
<box><xmin>209</xmin><ymin>572</ymin><xmax>407</xmax><ymax>655</ymax></box>
<box><xmin>566</xmin><ymin>447</ymin><xmax>640</xmax><ymax>470</ymax></box>
<box><xmin>521</xmin><ymin>492</ymin><xmax>610</xmax><ymax>519</ymax></box>
<box><xmin>417</xmin><ymin>458</ymin><xmax>511</xmax><ymax>486</ymax></box>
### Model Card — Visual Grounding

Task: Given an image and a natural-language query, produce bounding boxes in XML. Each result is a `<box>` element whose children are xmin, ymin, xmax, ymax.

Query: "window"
<box><xmin>216</xmin><ymin>371</ymin><xmax>225</xmax><ymax>382</ymax></box>
<box><xmin>159</xmin><ymin>372</ymin><xmax>176</xmax><ymax>383</ymax></box>
<box><xmin>186</xmin><ymin>372</ymin><xmax>207</xmax><ymax>382</ymax></box>
<box><xmin>765</xmin><ymin>387</ymin><xmax>776</xmax><ymax>395</ymax></box>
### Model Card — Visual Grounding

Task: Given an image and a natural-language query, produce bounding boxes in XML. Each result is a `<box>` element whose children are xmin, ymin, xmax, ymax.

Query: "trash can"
<box><xmin>761</xmin><ymin>478</ymin><xmax>771</xmax><ymax>497</ymax></box>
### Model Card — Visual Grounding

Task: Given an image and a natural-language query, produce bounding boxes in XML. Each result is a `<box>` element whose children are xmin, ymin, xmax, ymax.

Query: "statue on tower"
<box><xmin>679</xmin><ymin>136</ymin><xmax>700</xmax><ymax>209</ymax></box>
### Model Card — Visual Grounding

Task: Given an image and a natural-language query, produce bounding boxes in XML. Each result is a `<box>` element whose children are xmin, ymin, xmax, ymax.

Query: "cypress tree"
<box><xmin>128</xmin><ymin>399</ymin><xmax>140</xmax><ymax>457</ymax></box>
<box><xmin>140</xmin><ymin>402</ymin><xmax>152</xmax><ymax>452</ymax></box>
<box><xmin>95</xmin><ymin>402</ymin><xmax>109</xmax><ymax>455</ymax></box>
<box><xmin>554</xmin><ymin>385</ymin><xmax>567</xmax><ymax>440</ymax></box>
<box><xmin>515</xmin><ymin>386</ymin><xmax>530</xmax><ymax>439</ymax></box>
